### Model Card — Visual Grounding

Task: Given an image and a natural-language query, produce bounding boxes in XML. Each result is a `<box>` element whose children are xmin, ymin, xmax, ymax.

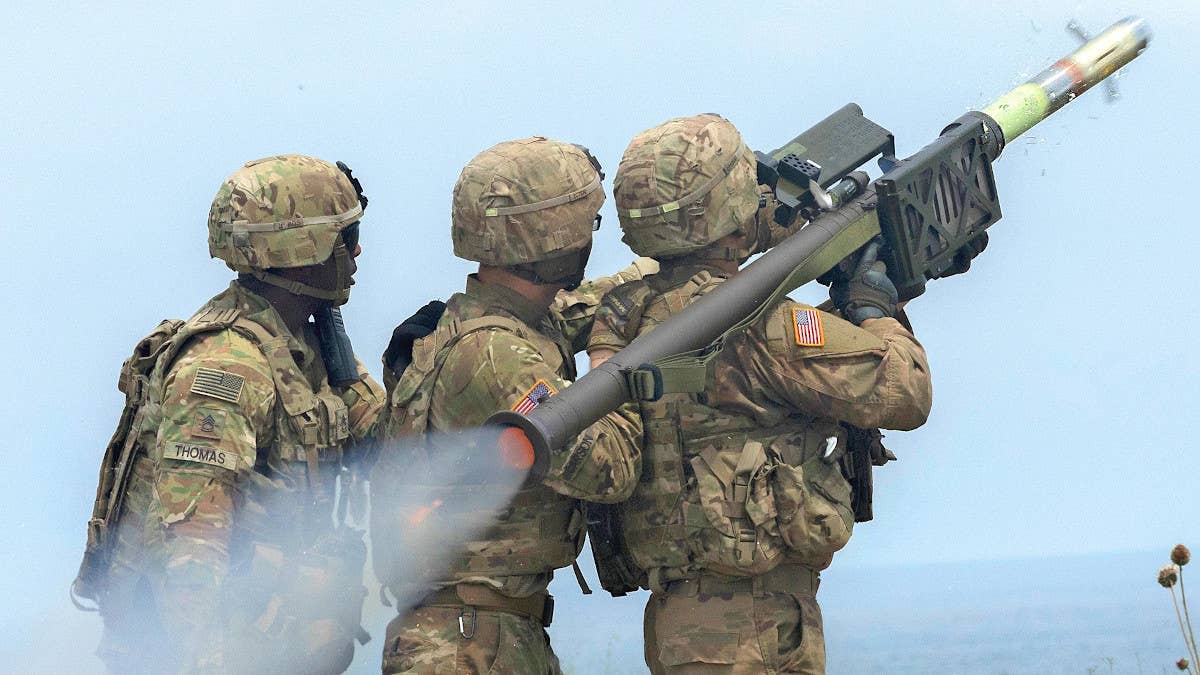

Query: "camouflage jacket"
<box><xmin>145</xmin><ymin>282</ymin><xmax>384</xmax><ymax>672</ymax></box>
<box><xmin>587</xmin><ymin>264</ymin><xmax>932</xmax><ymax>585</ymax></box>
<box><xmin>373</xmin><ymin>266</ymin><xmax>648</xmax><ymax>601</ymax></box>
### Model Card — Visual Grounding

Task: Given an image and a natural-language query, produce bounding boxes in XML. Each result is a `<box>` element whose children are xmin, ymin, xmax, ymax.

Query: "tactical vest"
<box><xmin>371</xmin><ymin>312</ymin><xmax>585</xmax><ymax>599</ymax></box>
<box><xmin>76</xmin><ymin>298</ymin><xmax>369</xmax><ymax>670</ymax></box>
<box><xmin>601</xmin><ymin>270</ymin><xmax>856</xmax><ymax>589</ymax></box>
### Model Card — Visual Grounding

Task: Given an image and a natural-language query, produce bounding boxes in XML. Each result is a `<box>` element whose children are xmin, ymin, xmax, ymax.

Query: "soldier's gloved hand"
<box><xmin>933</xmin><ymin>232</ymin><xmax>989</xmax><ymax>278</ymax></box>
<box><xmin>830</xmin><ymin>241</ymin><xmax>899</xmax><ymax>325</ymax></box>
<box><xmin>383</xmin><ymin>300</ymin><xmax>447</xmax><ymax>376</ymax></box>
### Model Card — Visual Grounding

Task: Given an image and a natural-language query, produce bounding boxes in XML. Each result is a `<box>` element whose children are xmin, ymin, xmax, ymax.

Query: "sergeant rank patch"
<box><xmin>512</xmin><ymin>379</ymin><xmax>557</xmax><ymax>414</ymax></box>
<box><xmin>190</xmin><ymin>407</ymin><xmax>226</xmax><ymax>440</ymax></box>
<box><xmin>792</xmin><ymin>307</ymin><xmax>824</xmax><ymax>347</ymax></box>
<box><xmin>190</xmin><ymin>367</ymin><xmax>245</xmax><ymax>403</ymax></box>
<box><xmin>166</xmin><ymin>442</ymin><xmax>237</xmax><ymax>471</ymax></box>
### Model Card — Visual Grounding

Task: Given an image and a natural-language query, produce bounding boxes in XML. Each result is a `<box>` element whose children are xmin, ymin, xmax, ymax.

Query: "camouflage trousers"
<box><xmin>643</xmin><ymin>566</ymin><xmax>825</xmax><ymax>675</ymax></box>
<box><xmin>382</xmin><ymin>605</ymin><xmax>562</xmax><ymax>674</ymax></box>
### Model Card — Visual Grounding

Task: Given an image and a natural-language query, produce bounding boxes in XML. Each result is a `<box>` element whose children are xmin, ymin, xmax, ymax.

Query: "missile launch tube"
<box><xmin>488</xmin><ymin>16</ymin><xmax>1151</xmax><ymax>467</ymax></box>
<box><xmin>489</xmin><ymin>197</ymin><xmax>882</xmax><ymax>465</ymax></box>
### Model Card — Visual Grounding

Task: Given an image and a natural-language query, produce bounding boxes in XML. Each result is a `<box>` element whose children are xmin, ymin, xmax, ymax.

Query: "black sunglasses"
<box><xmin>341</xmin><ymin>221</ymin><xmax>360</xmax><ymax>252</ymax></box>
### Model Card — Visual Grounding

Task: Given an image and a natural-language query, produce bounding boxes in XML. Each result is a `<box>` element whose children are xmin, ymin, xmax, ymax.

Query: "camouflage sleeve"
<box><xmin>759</xmin><ymin>183</ymin><xmax>807</xmax><ymax>249</ymax></box>
<box><xmin>337</xmin><ymin>362</ymin><xmax>386</xmax><ymax>475</ymax></box>
<box><xmin>147</xmin><ymin>330</ymin><xmax>275</xmax><ymax>671</ymax></box>
<box><xmin>341</xmin><ymin>360</ymin><xmax>386</xmax><ymax>442</ymax></box>
<box><xmin>434</xmin><ymin>329</ymin><xmax>642</xmax><ymax>502</ymax></box>
<box><xmin>552</xmin><ymin>257</ymin><xmax>658</xmax><ymax>352</ymax></box>
<box><xmin>584</xmin><ymin>285</ymin><xmax>634</xmax><ymax>356</ymax></box>
<box><xmin>726</xmin><ymin>301</ymin><xmax>932</xmax><ymax>431</ymax></box>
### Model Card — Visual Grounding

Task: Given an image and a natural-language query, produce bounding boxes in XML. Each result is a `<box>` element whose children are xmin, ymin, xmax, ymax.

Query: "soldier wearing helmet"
<box><xmin>369</xmin><ymin>137</ymin><xmax>655</xmax><ymax>674</ymax></box>
<box><xmin>78</xmin><ymin>154</ymin><xmax>385</xmax><ymax>674</ymax></box>
<box><xmin>586</xmin><ymin>115</ymin><xmax>933</xmax><ymax>674</ymax></box>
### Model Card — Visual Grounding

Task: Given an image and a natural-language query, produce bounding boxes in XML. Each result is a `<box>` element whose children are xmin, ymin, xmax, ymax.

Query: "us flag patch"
<box><xmin>511</xmin><ymin>379</ymin><xmax>556</xmax><ymax>414</ymax></box>
<box><xmin>190</xmin><ymin>367</ymin><xmax>245</xmax><ymax>403</ymax></box>
<box><xmin>792</xmin><ymin>307</ymin><xmax>824</xmax><ymax>346</ymax></box>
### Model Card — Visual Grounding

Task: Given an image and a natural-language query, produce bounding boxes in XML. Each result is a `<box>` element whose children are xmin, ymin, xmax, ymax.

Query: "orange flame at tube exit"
<box><xmin>498</xmin><ymin>426</ymin><xmax>536</xmax><ymax>471</ymax></box>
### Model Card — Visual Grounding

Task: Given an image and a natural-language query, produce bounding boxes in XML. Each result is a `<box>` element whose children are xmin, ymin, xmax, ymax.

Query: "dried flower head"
<box><xmin>1177</xmin><ymin>657</ymin><xmax>1190</xmax><ymax>670</ymax></box>
<box><xmin>1171</xmin><ymin>544</ymin><xmax>1191</xmax><ymax>566</ymax></box>
<box><xmin>1159</xmin><ymin>564</ymin><xmax>1180</xmax><ymax>588</ymax></box>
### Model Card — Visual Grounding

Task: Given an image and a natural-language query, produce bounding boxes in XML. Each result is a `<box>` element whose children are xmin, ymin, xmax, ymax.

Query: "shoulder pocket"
<box><xmin>766</xmin><ymin>303</ymin><xmax>884</xmax><ymax>360</ymax></box>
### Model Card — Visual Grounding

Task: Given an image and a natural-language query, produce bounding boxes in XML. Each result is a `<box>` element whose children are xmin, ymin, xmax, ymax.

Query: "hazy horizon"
<box><xmin>2</xmin><ymin>1</ymin><xmax>1196</xmax><ymax>672</ymax></box>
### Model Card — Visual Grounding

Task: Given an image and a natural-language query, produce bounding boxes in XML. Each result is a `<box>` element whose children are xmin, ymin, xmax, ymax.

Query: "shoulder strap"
<box><xmin>146</xmin><ymin>307</ymin><xmax>244</xmax><ymax>393</ymax></box>
<box><xmin>226</xmin><ymin>315</ymin><xmax>322</xmax><ymax>419</ymax></box>
<box><xmin>624</xmin><ymin>270</ymin><xmax>727</xmax><ymax>400</ymax></box>
<box><xmin>385</xmin><ymin>314</ymin><xmax>531</xmax><ymax>438</ymax></box>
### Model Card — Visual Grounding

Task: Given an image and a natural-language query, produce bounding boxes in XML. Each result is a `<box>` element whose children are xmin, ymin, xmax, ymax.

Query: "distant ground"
<box><xmin>547</xmin><ymin>549</ymin><xmax>1183</xmax><ymax>675</ymax></box>
<box><xmin>5</xmin><ymin>549</ymin><xmax>1186</xmax><ymax>673</ymax></box>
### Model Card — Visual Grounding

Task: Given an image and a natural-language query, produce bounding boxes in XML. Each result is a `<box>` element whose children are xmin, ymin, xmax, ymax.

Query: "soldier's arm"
<box><xmin>147</xmin><ymin>332</ymin><xmax>275</xmax><ymax>671</ymax></box>
<box><xmin>732</xmin><ymin>301</ymin><xmax>932</xmax><ymax>430</ymax></box>
<box><xmin>583</xmin><ymin>283</ymin><xmax>635</xmax><ymax>369</ymax></box>
<box><xmin>437</xmin><ymin>329</ymin><xmax>642</xmax><ymax>502</ymax></box>
<box><xmin>341</xmin><ymin>360</ymin><xmax>386</xmax><ymax>443</ymax></box>
<box><xmin>552</xmin><ymin>257</ymin><xmax>658</xmax><ymax>352</ymax></box>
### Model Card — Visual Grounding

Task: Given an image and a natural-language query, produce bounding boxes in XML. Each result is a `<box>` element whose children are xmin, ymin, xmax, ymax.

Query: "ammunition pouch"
<box><xmin>686</xmin><ymin>439</ymin><xmax>787</xmax><ymax>577</ymax></box>
<box><xmin>769</xmin><ymin>440</ymin><xmax>855</xmax><ymax>570</ymax></box>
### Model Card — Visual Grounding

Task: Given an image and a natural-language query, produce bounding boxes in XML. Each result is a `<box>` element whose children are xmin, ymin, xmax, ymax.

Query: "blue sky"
<box><xmin>1</xmin><ymin>1</ymin><xmax>1196</xmax><ymax>671</ymax></box>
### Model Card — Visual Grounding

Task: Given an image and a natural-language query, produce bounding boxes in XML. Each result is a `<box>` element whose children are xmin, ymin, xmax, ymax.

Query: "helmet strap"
<box><xmin>507</xmin><ymin>243</ymin><xmax>591</xmax><ymax>292</ymax></box>
<box><xmin>248</xmin><ymin>244</ymin><xmax>352</xmax><ymax>305</ymax></box>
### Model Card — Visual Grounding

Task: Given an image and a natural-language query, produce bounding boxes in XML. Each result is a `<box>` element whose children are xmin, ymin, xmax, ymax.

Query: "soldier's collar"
<box><xmin>229</xmin><ymin>281</ymin><xmax>316</xmax><ymax>369</ymax></box>
<box><xmin>465</xmin><ymin>274</ymin><xmax>550</xmax><ymax>326</ymax></box>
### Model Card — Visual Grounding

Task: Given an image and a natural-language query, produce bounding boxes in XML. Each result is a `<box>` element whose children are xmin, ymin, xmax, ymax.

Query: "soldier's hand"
<box><xmin>383</xmin><ymin>300</ymin><xmax>446</xmax><ymax>375</ymax></box>
<box><xmin>933</xmin><ymin>232</ymin><xmax>989</xmax><ymax>278</ymax></box>
<box><xmin>830</xmin><ymin>241</ymin><xmax>899</xmax><ymax>325</ymax></box>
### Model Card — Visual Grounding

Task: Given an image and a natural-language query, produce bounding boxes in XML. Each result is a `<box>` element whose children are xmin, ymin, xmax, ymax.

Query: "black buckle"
<box><xmin>635</xmin><ymin>363</ymin><xmax>664</xmax><ymax>402</ymax></box>
<box><xmin>541</xmin><ymin>595</ymin><xmax>555</xmax><ymax>628</ymax></box>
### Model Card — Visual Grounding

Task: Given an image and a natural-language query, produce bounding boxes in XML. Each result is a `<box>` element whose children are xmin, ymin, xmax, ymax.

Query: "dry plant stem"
<box><xmin>1175</xmin><ymin>586</ymin><xmax>1200</xmax><ymax>670</ymax></box>
<box><xmin>1172</xmin><ymin>588</ymin><xmax>1195</xmax><ymax>668</ymax></box>
<box><xmin>1182</xmin><ymin>570</ymin><xmax>1200</xmax><ymax>668</ymax></box>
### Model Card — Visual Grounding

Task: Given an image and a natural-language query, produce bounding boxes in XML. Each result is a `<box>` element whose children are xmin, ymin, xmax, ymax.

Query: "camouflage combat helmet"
<box><xmin>614</xmin><ymin>114</ymin><xmax>761</xmax><ymax>260</ymax></box>
<box><xmin>208</xmin><ymin>154</ymin><xmax>366</xmax><ymax>304</ymax></box>
<box><xmin>452</xmin><ymin>137</ymin><xmax>604</xmax><ymax>288</ymax></box>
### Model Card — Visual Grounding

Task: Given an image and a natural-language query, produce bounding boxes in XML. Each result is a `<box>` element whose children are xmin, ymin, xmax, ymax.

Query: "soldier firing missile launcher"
<box><xmin>489</xmin><ymin>16</ymin><xmax>1152</xmax><ymax>474</ymax></box>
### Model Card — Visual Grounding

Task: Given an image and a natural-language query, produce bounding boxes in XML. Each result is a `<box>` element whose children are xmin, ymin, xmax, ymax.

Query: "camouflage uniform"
<box><xmin>588</xmin><ymin>115</ymin><xmax>933</xmax><ymax>674</ymax></box>
<box><xmin>370</xmin><ymin>138</ymin><xmax>648</xmax><ymax>675</ymax></box>
<box><xmin>80</xmin><ymin>155</ymin><xmax>384</xmax><ymax>674</ymax></box>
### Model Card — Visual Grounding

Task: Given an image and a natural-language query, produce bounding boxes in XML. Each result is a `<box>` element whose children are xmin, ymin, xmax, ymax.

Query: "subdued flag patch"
<box><xmin>792</xmin><ymin>307</ymin><xmax>824</xmax><ymax>346</ymax></box>
<box><xmin>511</xmin><ymin>379</ymin><xmax>557</xmax><ymax>415</ymax></box>
<box><xmin>190</xmin><ymin>367</ymin><xmax>245</xmax><ymax>403</ymax></box>
<box><xmin>166</xmin><ymin>442</ymin><xmax>238</xmax><ymax>471</ymax></box>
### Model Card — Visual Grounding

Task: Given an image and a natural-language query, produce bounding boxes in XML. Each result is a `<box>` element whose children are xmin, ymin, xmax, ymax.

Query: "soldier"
<box><xmin>76</xmin><ymin>154</ymin><xmax>385</xmax><ymax>674</ymax></box>
<box><xmin>586</xmin><ymin>114</ymin><xmax>934</xmax><ymax>674</ymax></box>
<box><xmin>370</xmin><ymin>137</ymin><xmax>652</xmax><ymax>674</ymax></box>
